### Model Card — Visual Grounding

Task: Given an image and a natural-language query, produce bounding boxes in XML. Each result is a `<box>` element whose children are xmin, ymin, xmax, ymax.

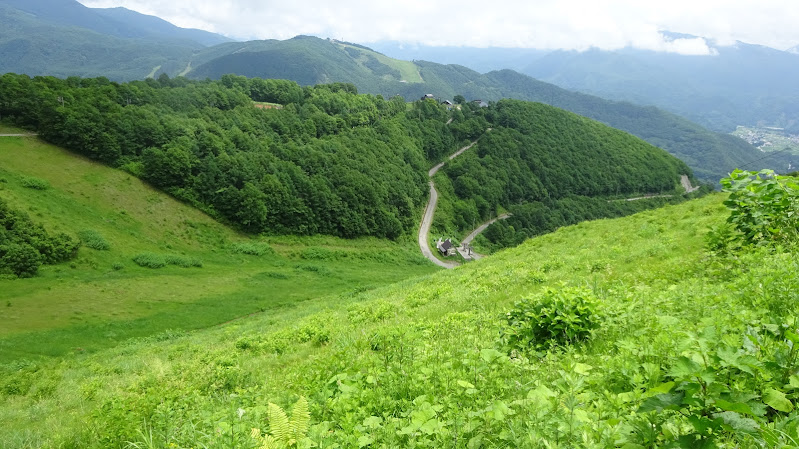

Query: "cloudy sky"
<box><xmin>77</xmin><ymin>0</ymin><xmax>799</xmax><ymax>54</ymax></box>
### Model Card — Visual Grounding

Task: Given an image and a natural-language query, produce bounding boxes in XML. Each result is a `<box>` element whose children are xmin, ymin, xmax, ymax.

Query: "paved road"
<box><xmin>428</xmin><ymin>140</ymin><xmax>478</xmax><ymax>177</ymax></box>
<box><xmin>418</xmin><ymin>181</ymin><xmax>459</xmax><ymax>269</ymax></box>
<box><xmin>418</xmin><ymin>132</ymin><xmax>505</xmax><ymax>269</ymax></box>
<box><xmin>0</xmin><ymin>133</ymin><xmax>37</xmax><ymax>137</ymax></box>
<box><xmin>681</xmin><ymin>175</ymin><xmax>699</xmax><ymax>193</ymax></box>
<box><xmin>418</xmin><ymin>139</ymin><xmax>484</xmax><ymax>269</ymax></box>
<box><xmin>609</xmin><ymin>174</ymin><xmax>698</xmax><ymax>202</ymax></box>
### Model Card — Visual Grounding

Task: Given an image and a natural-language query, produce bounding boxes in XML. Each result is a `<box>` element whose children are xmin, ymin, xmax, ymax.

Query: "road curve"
<box><xmin>418</xmin><ymin>181</ymin><xmax>459</xmax><ymax>269</ymax></box>
<box><xmin>428</xmin><ymin>140</ymin><xmax>478</xmax><ymax>177</ymax></box>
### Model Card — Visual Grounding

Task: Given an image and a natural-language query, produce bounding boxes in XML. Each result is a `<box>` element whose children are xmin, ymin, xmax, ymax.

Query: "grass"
<box><xmin>0</xmin><ymin>191</ymin><xmax>739</xmax><ymax>447</ymax></box>
<box><xmin>335</xmin><ymin>41</ymin><xmax>423</xmax><ymax>83</ymax></box>
<box><xmin>0</xmin><ymin>123</ymin><xmax>27</xmax><ymax>133</ymax></box>
<box><xmin>0</xmin><ymin>134</ymin><xmax>437</xmax><ymax>361</ymax></box>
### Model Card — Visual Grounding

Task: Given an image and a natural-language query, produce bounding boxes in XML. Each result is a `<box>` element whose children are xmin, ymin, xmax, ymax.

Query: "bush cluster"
<box><xmin>77</xmin><ymin>229</ymin><xmax>110</xmax><ymax>250</ymax></box>
<box><xmin>230</xmin><ymin>242</ymin><xmax>275</xmax><ymax>256</ymax></box>
<box><xmin>501</xmin><ymin>286</ymin><xmax>600</xmax><ymax>352</ymax></box>
<box><xmin>0</xmin><ymin>198</ymin><xmax>79</xmax><ymax>277</ymax></box>
<box><xmin>132</xmin><ymin>253</ymin><xmax>202</xmax><ymax>269</ymax></box>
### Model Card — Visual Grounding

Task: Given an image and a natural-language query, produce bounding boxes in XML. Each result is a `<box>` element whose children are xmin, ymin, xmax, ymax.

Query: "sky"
<box><xmin>77</xmin><ymin>0</ymin><xmax>799</xmax><ymax>55</ymax></box>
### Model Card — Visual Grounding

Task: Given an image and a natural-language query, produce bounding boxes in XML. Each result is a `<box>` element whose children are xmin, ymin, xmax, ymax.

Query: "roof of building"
<box><xmin>440</xmin><ymin>238</ymin><xmax>453</xmax><ymax>250</ymax></box>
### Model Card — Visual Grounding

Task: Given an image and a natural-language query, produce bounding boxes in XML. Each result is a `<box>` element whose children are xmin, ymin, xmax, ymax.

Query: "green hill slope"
<box><xmin>0</xmin><ymin>129</ymin><xmax>436</xmax><ymax>360</ymax></box>
<box><xmin>0</xmin><ymin>0</ymin><xmax>231</xmax><ymax>80</ymax></box>
<box><xmin>5</xmin><ymin>188</ymin><xmax>799</xmax><ymax>447</ymax></box>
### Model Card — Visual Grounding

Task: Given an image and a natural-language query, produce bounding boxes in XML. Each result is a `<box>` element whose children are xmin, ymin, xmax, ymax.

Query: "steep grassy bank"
<box><xmin>6</xmin><ymin>191</ymin><xmax>797</xmax><ymax>448</ymax></box>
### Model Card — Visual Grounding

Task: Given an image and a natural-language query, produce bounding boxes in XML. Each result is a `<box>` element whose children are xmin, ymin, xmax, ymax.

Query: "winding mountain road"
<box><xmin>418</xmin><ymin>133</ymin><xmax>506</xmax><ymax>269</ymax></box>
<box><xmin>418</xmin><ymin>140</ymin><xmax>479</xmax><ymax>269</ymax></box>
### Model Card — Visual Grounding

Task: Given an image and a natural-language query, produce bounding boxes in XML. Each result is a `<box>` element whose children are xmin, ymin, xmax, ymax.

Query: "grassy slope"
<box><xmin>3</xmin><ymin>190</ymin><xmax>771</xmax><ymax>447</ymax></box>
<box><xmin>0</xmin><ymin>130</ymin><xmax>436</xmax><ymax>361</ymax></box>
<box><xmin>334</xmin><ymin>41</ymin><xmax>423</xmax><ymax>83</ymax></box>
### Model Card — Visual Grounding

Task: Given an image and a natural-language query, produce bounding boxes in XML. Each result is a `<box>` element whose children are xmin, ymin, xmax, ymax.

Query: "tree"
<box><xmin>0</xmin><ymin>243</ymin><xmax>41</xmax><ymax>278</ymax></box>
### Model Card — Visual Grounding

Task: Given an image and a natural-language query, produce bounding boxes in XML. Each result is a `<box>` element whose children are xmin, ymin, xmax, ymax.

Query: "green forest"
<box><xmin>0</xmin><ymin>73</ymin><xmax>693</xmax><ymax>249</ymax></box>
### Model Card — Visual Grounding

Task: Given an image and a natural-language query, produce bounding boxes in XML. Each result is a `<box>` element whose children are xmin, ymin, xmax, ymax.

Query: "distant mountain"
<box><xmin>0</xmin><ymin>0</ymin><xmax>785</xmax><ymax>184</ymax></box>
<box><xmin>1</xmin><ymin>0</ymin><xmax>231</xmax><ymax>44</ymax></box>
<box><xmin>0</xmin><ymin>0</ymin><xmax>231</xmax><ymax>80</ymax></box>
<box><xmin>366</xmin><ymin>41</ymin><xmax>549</xmax><ymax>73</ymax></box>
<box><xmin>522</xmin><ymin>41</ymin><xmax>799</xmax><ymax>133</ymax></box>
<box><xmin>92</xmin><ymin>7</ymin><xmax>231</xmax><ymax>46</ymax></box>
<box><xmin>368</xmin><ymin>38</ymin><xmax>799</xmax><ymax>134</ymax></box>
<box><xmin>187</xmin><ymin>36</ymin><xmax>788</xmax><ymax>183</ymax></box>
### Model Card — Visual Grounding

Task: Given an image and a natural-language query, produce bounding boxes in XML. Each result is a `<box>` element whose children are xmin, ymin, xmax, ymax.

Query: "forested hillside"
<box><xmin>0</xmin><ymin>8</ymin><xmax>770</xmax><ymax>184</ymax></box>
<box><xmin>0</xmin><ymin>73</ymin><xmax>691</xmax><ymax>243</ymax></box>
<box><xmin>435</xmin><ymin>100</ymin><xmax>697</xmax><ymax>249</ymax></box>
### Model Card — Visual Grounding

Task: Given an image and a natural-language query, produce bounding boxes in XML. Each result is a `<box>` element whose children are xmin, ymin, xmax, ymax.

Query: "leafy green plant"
<box><xmin>250</xmin><ymin>397</ymin><xmax>311</xmax><ymax>449</ymax></box>
<box><xmin>501</xmin><ymin>286</ymin><xmax>600</xmax><ymax>352</ymax></box>
<box><xmin>721</xmin><ymin>169</ymin><xmax>799</xmax><ymax>247</ymax></box>
<box><xmin>630</xmin><ymin>324</ymin><xmax>799</xmax><ymax>448</ymax></box>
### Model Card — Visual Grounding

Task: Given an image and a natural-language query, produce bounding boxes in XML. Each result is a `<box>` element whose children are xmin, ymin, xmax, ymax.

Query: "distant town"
<box><xmin>733</xmin><ymin>125</ymin><xmax>799</xmax><ymax>154</ymax></box>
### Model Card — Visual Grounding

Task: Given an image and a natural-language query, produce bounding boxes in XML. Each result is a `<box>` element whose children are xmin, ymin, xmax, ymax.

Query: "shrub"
<box><xmin>721</xmin><ymin>169</ymin><xmax>799</xmax><ymax>247</ymax></box>
<box><xmin>37</xmin><ymin>232</ymin><xmax>81</xmax><ymax>263</ymax></box>
<box><xmin>133</xmin><ymin>253</ymin><xmax>202</xmax><ymax>269</ymax></box>
<box><xmin>77</xmin><ymin>230</ymin><xmax>110</xmax><ymax>250</ymax></box>
<box><xmin>230</xmin><ymin>242</ymin><xmax>275</xmax><ymax>256</ymax></box>
<box><xmin>20</xmin><ymin>176</ymin><xmax>49</xmax><ymax>190</ymax></box>
<box><xmin>132</xmin><ymin>253</ymin><xmax>166</xmax><ymax>268</ymax></box>
<box><xmin>501</xmin><ymin>286</ymin><xmax>600</xmax><ymax>352</ymax></box>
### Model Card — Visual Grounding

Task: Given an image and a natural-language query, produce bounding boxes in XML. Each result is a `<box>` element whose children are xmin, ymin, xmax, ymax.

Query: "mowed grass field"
<box><xmin>0</xmin><ymin>129</ymin><xmax>438</xmax><ymax>362</ymax></box>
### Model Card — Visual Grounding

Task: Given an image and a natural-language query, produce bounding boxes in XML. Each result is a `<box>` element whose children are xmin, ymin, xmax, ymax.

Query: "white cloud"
<box><xmin>77</xmin><ymin>0</ymin><xmax>799</xmax><ymax>52</ymax></box>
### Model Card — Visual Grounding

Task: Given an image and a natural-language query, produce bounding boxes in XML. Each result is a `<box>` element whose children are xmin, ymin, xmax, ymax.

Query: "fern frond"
<box><xmin>260</xmin><ymin>434</ymin><xmax>281</xmax><ymax>449</ymax></box>
<box><xmin>268</xmin><ymin>402</ymin><xmax>291</xmax><ymax>444</ymax></box>
<box><xmin>290</xmin><ymin>396</ymin><xmax>311</xmax><ymax>441</ymax></box>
